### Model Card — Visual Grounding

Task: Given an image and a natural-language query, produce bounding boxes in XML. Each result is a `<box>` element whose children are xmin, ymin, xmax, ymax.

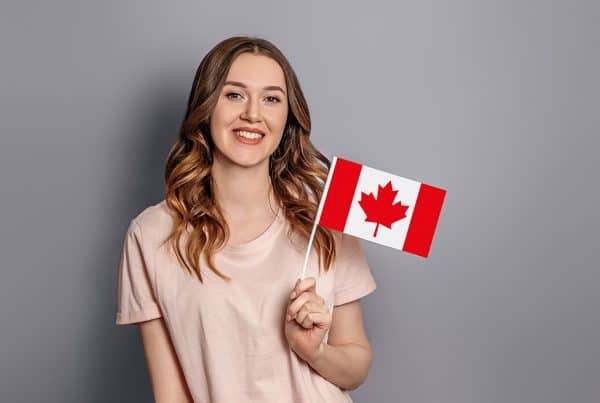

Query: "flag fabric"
<box><xmin>317</xmin><ymin>156</ymin><xmax>446</xmax><ymax>258</ymax></box>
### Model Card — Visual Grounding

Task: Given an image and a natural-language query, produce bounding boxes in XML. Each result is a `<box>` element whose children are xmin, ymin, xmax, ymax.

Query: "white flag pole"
<box><xmin>300</xmin><ymin>156</ymin><xmax>338</xmax><ymax>280</ymax></box>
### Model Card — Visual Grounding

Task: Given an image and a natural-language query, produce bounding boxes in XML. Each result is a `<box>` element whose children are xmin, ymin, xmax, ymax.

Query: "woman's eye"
<box><xmin>225</xmin><ymin>92</ymin><xmax>243</xmax><ymax>100</ymax></box>
<box><xmin>265</xmin><ymin>96</ymin><xmax>280</xmax><ymax>104</ymax></box>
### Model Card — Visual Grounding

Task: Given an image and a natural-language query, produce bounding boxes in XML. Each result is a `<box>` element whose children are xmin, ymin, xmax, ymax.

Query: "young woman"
<box><xmin>115</xmin><ymin>36</ymin><xmax>377</xmax><ymax>403</ymax></box>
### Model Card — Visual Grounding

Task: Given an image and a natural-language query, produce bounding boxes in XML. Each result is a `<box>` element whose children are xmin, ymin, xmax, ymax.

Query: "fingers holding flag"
<box><xmin>286</xmin><ymin>277</ymin><xmax>330</xmax><ymax>329</ymax></box>
<box><xmin>284</xmin><ymin>276</ymin><xmax>331</xmax><ymax>362</ymax></box>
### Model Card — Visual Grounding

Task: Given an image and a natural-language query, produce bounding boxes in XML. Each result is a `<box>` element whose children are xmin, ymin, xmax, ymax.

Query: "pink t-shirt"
<box><xmin>115</xmin><ymin>200</ymin><xmax>377</xmax><ymax>403</ymax></box>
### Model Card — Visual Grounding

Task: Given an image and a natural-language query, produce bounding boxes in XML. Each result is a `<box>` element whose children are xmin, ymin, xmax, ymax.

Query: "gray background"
<box><xmin>1</xmin><ymin>1</ymin><xmax>598</xmax><ymax>402</ymax></box>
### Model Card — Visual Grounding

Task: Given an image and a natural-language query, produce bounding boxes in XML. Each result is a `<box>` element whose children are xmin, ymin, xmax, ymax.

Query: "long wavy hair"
<box><xmin>163</xmin><ymin>36</ymin><xmax>337</xmax><ymax>283</ymax></box>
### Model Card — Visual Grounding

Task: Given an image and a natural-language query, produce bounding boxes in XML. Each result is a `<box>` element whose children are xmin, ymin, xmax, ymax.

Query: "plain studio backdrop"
<box><xmin>0</xmin><ymin>1</ymin><xmax>598</xmax><ymax>402</ymax></box>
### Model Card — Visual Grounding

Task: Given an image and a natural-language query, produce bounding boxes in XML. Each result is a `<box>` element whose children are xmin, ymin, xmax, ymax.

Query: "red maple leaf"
<box><xmin>358</xmin><ymin>180</ymin><xmax>409</xmax><ymax>237</ymax></box>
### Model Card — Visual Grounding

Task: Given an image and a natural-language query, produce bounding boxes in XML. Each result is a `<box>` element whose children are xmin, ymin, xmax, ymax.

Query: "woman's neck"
<box><xmin>210</xmin><ymin>156</ymin><xmax>278</xmax><ymax>221</ymax></box>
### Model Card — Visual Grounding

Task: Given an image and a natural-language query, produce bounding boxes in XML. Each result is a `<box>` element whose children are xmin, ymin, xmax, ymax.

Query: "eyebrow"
<box><xmin>223</xmin><ymin>80</ymin><xmax>286</xmax><ymax>95</ymax></box>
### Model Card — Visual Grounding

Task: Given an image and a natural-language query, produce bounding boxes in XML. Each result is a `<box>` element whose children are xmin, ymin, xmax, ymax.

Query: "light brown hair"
<box><xmin>163</xmin><ymin>36</ymin><xmax>337</xmax><ymax>283</ymax></box>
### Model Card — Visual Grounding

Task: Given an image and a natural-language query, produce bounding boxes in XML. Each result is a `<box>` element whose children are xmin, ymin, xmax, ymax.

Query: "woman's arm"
<box><xmin>306</xmin><ymin>299</ymin><xmax>373</xmax><ymax>390</ymax></box>
<box><xmin>138</xmin><ymin>318</ymin><xmax>193</xmax><ymax>403</ymax></box>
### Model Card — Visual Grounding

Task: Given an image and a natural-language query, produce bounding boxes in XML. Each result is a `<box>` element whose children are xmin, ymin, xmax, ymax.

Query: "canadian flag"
<box><xmin>317</xmin><ymin>156</ymin><xmax>446</xmax><ymax>258</ymax></box>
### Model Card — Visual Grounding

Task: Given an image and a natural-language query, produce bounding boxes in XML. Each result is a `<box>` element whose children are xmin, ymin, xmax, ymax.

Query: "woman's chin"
<box><xmin>216</xmin><ymin>153</ymin><xmax>270</xmax><ymax>170</ymax></box>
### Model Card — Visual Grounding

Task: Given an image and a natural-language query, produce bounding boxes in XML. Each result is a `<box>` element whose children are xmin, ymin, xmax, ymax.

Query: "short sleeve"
<box><xmin>333</xmin><ymin>234</ymin><xmax>377</xmax><ymax>306</ymax></box>
<box><xmin>115</xmin><ymin>220</ymin><xmax>162</xmax><ymax>325</ymax></box>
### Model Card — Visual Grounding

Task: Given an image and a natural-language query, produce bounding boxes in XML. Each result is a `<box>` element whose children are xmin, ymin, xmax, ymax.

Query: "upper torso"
<box><xmin>116</xmin><ymin>200</ymin><xmax>376</xmax><ymax>402</ymax></box>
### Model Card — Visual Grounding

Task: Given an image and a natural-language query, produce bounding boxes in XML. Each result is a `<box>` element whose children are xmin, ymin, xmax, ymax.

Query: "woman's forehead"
<box><xmin>225</xmin><ymin>53</ymin><xmax>286</xmax><ymax>90</ymax></box>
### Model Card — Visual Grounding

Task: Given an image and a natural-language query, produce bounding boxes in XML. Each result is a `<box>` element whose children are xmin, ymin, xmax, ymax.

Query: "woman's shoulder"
<box><xmin>129</xmin><ymin>199</ymin><xmax>175</xmax><ymax>240</ymax></box>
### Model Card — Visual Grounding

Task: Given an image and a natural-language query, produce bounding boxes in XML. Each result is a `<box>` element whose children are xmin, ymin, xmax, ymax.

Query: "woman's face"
<box><xmin>209</xmin><ymin>52</ymin><xmax>289</xmax><ymax>169</ymax></box>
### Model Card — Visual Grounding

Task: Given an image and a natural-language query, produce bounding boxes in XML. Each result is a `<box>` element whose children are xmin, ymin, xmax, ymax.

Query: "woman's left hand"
<box><xmin>284</xmin><ymin>277</ymin><xmax>331</xmax><ymax>363</ymax></box>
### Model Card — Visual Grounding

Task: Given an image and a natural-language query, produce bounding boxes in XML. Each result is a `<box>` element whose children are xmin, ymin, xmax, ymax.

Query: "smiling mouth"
<box><xmin>233</xmin><ymin>129</ymin><xmax>265</xmax><ymax>139</ymax></box>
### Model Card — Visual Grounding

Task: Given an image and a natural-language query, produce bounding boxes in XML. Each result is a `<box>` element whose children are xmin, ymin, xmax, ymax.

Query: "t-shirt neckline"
<box><xmin>221</xmin><ymin>207</ymin><xmax>284</xmax><ymax>255</ymax></box>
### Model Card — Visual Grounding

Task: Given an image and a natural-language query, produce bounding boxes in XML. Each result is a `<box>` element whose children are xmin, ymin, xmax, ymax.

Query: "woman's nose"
<box><xmin>241</xmin><ymin>98</ymin><xmax>261</xmax><ymax>122</ymax></box>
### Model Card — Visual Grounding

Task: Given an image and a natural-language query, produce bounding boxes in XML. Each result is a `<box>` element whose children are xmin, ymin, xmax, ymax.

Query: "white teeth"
<box><xmin>234</xmin><ymin>130</ymin><xmax>264</xmax><ymax>139</ymax></box>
